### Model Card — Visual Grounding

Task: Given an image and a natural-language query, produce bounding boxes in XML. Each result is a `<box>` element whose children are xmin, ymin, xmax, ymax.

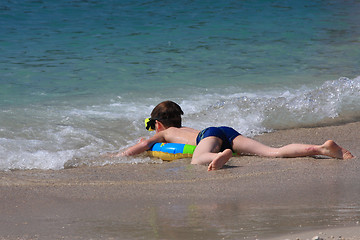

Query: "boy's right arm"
<box><xmin>121</xmin><ymin>139</ymin><xmax>152</xmax><ymax>156</ymax></box>
<box><xmin>121</xmin><ymin>132</ymin><xmax>165</xmax><ymax>157</ymax></box>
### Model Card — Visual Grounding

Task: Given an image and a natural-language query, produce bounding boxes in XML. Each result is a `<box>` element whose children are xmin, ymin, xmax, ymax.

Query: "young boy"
<box><xmin>120</xmin><ymin>100</ymin><xmax>354</xmax><ymax>171</ymax></box>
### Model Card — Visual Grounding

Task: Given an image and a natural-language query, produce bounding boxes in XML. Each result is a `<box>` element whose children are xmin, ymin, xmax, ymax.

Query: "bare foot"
<box><xmin>207</xmin><ymin>149</ymin><xmax>233</xmax><ymax>171</ymax></box>
<box><xmin>321</xmin><ymin>140</ymin><xmax>354</xmax><ymax>160</ymax></box>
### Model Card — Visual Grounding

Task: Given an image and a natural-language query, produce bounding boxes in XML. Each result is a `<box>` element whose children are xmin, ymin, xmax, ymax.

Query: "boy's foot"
<box><xmin>322</xmin><ymin>140</ymin><xmax>354</xmax><ymax>159</ymax></box>
<box><xmin>208</xmin><ymin>149</ymin><xmax>233</xmax><ymax>171</ymax></box>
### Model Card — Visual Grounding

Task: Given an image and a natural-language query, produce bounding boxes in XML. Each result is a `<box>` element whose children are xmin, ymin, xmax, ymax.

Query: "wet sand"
<box><xmin>1</xmin><ymin>122</ymin><xmax>359</xmax><ymax>239</ymax></box>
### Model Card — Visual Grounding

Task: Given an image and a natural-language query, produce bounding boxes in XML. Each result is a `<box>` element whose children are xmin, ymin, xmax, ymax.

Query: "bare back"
<box><xmin>162</xmin><ymin>127</ymin><xmax>199</xmax><ymax>145</ymax></box>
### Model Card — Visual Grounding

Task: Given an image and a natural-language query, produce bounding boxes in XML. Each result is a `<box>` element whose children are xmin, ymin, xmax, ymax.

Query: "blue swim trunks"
<box><xmin>196</xmin><ymin>126</ymin><xmax>241</xmax><ymax>151</ymax></box>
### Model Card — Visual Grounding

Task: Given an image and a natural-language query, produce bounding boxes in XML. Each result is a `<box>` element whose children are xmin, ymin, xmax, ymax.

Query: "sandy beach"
<box><xmin>1</xmin><ymin>122</ymin><xmax>359</xmax><ymax>240</ymax></box>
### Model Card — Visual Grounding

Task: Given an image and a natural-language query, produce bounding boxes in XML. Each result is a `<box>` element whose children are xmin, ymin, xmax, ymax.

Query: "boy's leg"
<box><xmin>232</xmin><ymin>135</ymin><xmax>354</xmax><ymax>159</ymax></box>
<box><xmin>191</xmin><ymin>136</ymin><xmax>232</xmax><ymax>170</ymax></box>
<box><xmin>231</xmin><ymin>135</ymin><xmax>281</xmax><ymax>157</ymax></box>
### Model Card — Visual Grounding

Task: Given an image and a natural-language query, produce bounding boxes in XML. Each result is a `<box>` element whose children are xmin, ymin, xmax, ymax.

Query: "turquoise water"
<box><xmin>1</xmin><ymin>0</ymin><xmax>360</xmax><ymax>170</ymax></box>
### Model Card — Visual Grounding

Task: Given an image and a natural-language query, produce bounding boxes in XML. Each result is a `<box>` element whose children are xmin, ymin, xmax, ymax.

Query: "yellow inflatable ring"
<box><xmin>147</xmin><ymin>143</ymin><xmax>196</xmax><ymax>161</ymax></box>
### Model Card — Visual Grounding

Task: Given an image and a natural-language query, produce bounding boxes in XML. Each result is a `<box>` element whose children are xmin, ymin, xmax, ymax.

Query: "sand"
<box><xmin>0</xmin><ymin>122</ymin><xmax>359</xmax><ymax>240</ymax></box>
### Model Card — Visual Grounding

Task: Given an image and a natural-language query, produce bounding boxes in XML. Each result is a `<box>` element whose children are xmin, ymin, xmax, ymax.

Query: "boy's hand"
<box><xmin>101</xmin><ymin>152</ymin><xmax>121</xmax><ymax>158</ymax></box>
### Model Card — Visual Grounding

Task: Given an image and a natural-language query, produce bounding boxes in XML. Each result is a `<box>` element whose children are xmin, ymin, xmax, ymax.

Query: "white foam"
<box><xmin>183</xmin><ymin>76</ymin><xmax>360</xmax><ymax>134</ymax></box>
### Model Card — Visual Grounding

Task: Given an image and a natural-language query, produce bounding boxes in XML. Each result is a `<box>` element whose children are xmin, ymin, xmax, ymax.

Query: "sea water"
<box><xmin>1</xmin><ymin>0</ymin><xmax>360</xmax><ymax>170</ymax></box>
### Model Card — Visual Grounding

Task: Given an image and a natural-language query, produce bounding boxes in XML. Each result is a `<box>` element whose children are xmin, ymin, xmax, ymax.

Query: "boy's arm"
<box><xmin>121</xmin><ymin>132</ymin><xmax>165</xmax><ymax>156</ymax></box>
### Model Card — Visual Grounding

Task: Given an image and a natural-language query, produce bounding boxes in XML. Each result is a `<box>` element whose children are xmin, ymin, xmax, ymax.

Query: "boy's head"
<box><xmin>149</xmin><ymin>101</ymin><xmax>183</xmax><ymax>129</ymax></box>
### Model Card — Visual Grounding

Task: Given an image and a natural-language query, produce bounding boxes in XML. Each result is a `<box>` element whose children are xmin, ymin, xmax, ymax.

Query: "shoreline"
<box><xmin>1</xmin><ymin>122</ymin><xmax>359</xmax><ymax>239</ymax></box>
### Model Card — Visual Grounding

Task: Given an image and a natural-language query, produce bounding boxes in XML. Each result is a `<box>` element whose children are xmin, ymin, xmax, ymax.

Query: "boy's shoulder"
<box><xmin>164</xmin><ymin>127</ymin><xmax>199</xmax><ymax>135</ymax></box>
<box><xmin>163</xmin><ymin>126</ymin><xmax>183</xmax><ymax>133</ymax></box>
<box><xmin>165</xmin><ymin>126</ymin><xmax>196</xmax><ymax>132</ymax></box>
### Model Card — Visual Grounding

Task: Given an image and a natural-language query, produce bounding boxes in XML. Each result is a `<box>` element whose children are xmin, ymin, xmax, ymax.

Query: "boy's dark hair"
<box><xmin>151</xmin><ymin>101</ymin><xmax>184</xmax><ymax>128</ymax></box>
